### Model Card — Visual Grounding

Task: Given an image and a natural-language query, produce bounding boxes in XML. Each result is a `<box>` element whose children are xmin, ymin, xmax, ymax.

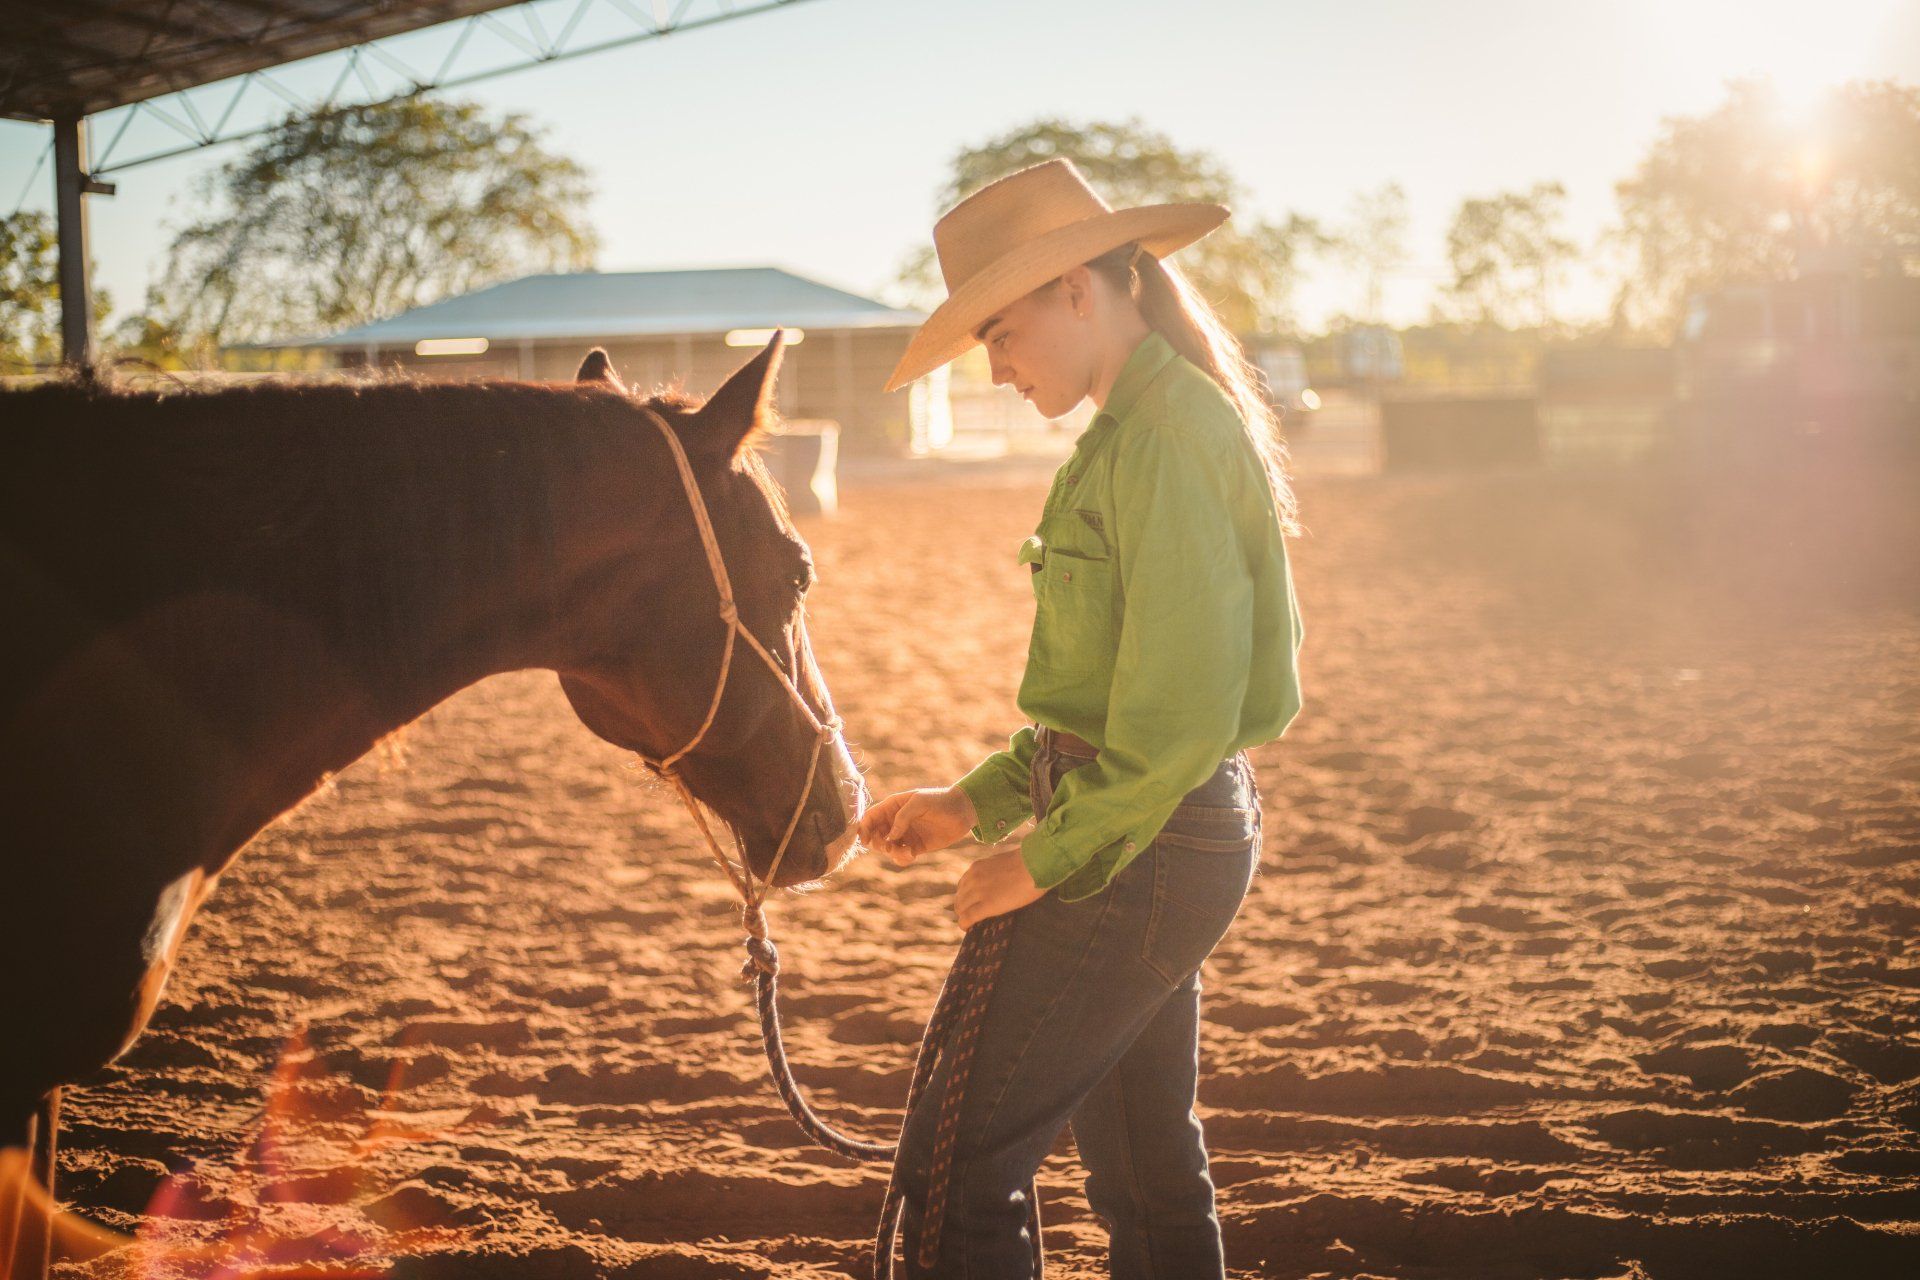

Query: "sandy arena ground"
<box><xmin>40</xmin><ymin>458</ymin><xmax>1920</xmax><ymax>1278</ymax></box>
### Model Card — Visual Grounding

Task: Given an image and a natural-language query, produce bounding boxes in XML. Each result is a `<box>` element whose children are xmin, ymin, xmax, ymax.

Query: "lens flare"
<box><xmin>2</xmin><ymin>1027</ymin><xmax>476</xmax><ymax>1277</ymax></box>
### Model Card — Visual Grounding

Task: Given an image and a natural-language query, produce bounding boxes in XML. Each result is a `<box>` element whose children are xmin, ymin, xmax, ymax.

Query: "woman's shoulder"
<box><xmin>1109</xmin><ymin>398</ymin><xmax>1243</xmax><ymax>502</ymax></box>
<box><xmin>1128</xmin><ymin>355</ymin><xmax>1246</xmax><ymax>453</ymax></box>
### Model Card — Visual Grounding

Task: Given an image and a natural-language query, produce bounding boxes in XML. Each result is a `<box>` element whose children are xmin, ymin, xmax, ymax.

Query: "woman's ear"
<box><xmin>1057</xmin><ymin>265</ymin><xmax>1094</xmax><ymax>320</ymax></box>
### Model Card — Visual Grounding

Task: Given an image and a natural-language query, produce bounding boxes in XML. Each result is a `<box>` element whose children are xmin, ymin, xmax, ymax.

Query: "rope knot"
<box><xmin>741</xmin><ymin>934</ymin><xmax>780</xmax><ymax>980</ymax></box>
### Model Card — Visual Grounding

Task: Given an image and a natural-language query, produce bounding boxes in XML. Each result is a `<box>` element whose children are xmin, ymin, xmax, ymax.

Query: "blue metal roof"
<box><xmin>295</xmin><ymin>266</ymin><xmax>925</xmax><ymax>347</ymax></box>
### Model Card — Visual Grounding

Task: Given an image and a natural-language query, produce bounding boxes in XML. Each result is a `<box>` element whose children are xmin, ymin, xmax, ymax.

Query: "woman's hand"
<box><xmin>858</xmin><ymin>785</ymin><xmax>978</xmax><ymax>867</ymax></box>
<box><xmin>860</xmin><ymin>787</ymin><xmax>1046</xmax><ymax>928</ymax></box>
<box><xmin>954</xmin><ymin>847</ymin><xmax>1047</xmax><ymax>930</ymax></box>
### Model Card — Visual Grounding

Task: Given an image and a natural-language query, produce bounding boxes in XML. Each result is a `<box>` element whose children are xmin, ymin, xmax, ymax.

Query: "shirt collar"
<box><xmin>1092</xmin><ymin>330</ymin><xmax>1178</xmax><ymax>429</ymax></box>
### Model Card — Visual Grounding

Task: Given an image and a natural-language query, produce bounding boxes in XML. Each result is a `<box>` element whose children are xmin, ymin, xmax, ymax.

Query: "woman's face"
<box><xmin>974</xmin><ymin>268</ymin><xmax>1097</xmax><ymax>420</ymax></box>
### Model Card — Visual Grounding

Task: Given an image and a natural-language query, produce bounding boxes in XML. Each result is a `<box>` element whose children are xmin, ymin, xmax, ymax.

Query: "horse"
<box><xmin>0</xmin><ymin>334</ymin><xmax>867</xmax><ymax>1275</ymax></box>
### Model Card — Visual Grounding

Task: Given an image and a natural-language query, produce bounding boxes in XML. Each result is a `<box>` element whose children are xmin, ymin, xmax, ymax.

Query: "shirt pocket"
<box><xmin>1024</xmin><ymin>508</ymin><xmax>1119</xmax><ymax>672</ymax></box>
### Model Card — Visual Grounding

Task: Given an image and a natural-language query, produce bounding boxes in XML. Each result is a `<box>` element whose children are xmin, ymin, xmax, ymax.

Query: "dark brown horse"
<box><xmin>0</xmin><ymin>335</ymin><xmax>865</xmax><ymax>1273</ymax></box>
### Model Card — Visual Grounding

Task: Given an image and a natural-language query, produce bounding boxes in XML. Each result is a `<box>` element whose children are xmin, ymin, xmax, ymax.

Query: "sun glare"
<box><xmin>1648</xmin><ymin>0</ymin><xmax>1898</xmax><ymax>126</ymax></box>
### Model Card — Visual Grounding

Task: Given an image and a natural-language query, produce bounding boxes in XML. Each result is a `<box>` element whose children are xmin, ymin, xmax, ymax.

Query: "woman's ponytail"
<box><xmin>1085</xmin><ymin>243</ymin><xmax>1303</xmax><ymax>538</ymax></box>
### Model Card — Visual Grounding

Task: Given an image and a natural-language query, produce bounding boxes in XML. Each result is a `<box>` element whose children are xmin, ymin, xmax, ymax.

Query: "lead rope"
<box><xmin>632</xmin><ymin>408</ymin><xmax>1042</xmax><ymax>1278</ymax></box>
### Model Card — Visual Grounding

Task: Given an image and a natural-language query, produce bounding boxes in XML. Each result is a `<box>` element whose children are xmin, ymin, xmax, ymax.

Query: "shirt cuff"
<box><xmin>953</xmin><ymin>760</ymin><xmax>1031</xmax><ymax>845</ymax></box>
<box><xmin>1019</xmin><ymin>825</ymin><xmax>1139</xmax><ymax>894</ymax></box>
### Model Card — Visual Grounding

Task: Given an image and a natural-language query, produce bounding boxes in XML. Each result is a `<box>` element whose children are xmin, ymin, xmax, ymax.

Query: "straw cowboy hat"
<box><xmin>883</xmin><ymin>158</ymin><xmax>1230</xmax><ymax>392</ymax></box>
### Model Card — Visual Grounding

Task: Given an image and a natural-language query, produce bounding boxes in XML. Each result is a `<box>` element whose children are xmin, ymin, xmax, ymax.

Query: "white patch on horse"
<box><xmin>118</xmin><ymin>867</ymin><xmax>213</xmax><ymax>1061</ymax></box>
<box><xmin>141</xmin><ymin>871</ymin><xmax>198</xmax><ymax>968</ymax></box>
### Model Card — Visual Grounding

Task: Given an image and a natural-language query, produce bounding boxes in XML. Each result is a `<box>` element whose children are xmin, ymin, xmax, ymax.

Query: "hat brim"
<box><xmin>883</xmin><ymin>202</ymin><xmax>1229</xmax><ymax>393</ymax></box>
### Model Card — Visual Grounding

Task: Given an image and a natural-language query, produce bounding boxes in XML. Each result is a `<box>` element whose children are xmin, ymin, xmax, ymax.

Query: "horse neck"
<box><xmin>297</xmin><ymin>386</ymin><xmax>665</xmax><ymax>726</ymax></box>
<box><xmin>174</xmin><ymin>386</ymin><xmax>670</xmax><ymax>860</ymax></box>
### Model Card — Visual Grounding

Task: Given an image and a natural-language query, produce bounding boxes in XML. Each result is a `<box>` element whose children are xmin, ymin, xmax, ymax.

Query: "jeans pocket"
<box><xmin>1139</xmin><ymin>840</ymin><xmax>1256</xmax><ymax>988</ymax></box>
<box><xmin>1155</xmin><ymin>802</ymin><xmax>1261</xmax><ymax>852</ymax></box>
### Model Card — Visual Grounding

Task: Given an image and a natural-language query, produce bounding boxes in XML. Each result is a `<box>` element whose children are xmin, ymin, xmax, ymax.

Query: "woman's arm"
<box><xmin>954</xmin><ymin>724</ymin><xmax>1039</xmax><ymax>843</ymax></box>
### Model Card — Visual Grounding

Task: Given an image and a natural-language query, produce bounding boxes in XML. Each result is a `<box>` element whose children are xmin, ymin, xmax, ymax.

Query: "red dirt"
<box><xmin>43</xmin><ymin>465</ymin><xmax>1920</xmax><ymax>1278</ymax></box>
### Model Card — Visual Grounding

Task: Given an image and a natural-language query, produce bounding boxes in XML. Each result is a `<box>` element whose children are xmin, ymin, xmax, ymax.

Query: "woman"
<box><xmin>857</xmin><ymin>157</ymin><xmax>1305</xmax><ymax>1279</ymax></box>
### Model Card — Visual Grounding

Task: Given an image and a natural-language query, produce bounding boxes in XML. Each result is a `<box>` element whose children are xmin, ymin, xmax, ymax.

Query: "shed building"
<box><xmin>279</xmin><ymin>266</ymin><xmax>944</xmax><ymax>454</ymax></box>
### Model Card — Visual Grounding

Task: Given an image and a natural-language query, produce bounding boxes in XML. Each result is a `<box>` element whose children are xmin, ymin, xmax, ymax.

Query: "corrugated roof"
<box><xmin>1</xmin><ymin>2</ymin><xmax>525</xmax><ymax>121</ymax></box>
<box><xmin>289</xmin><ymin>267</ymin><xmax>926</xmax><ymax>347</ymax></box>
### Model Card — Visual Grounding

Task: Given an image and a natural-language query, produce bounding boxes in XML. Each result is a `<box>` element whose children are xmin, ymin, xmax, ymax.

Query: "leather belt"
<box><xmin>1037</xmin><ymin>724</ymin><xmax>1098</xmax><ymax>758</ymax></box>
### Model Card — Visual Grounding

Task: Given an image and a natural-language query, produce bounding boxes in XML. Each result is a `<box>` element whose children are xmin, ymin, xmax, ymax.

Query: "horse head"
<box><xmin>556</xmin><ymin>335</ymin><xmax>867</xmax><ymax>891</ymax></box>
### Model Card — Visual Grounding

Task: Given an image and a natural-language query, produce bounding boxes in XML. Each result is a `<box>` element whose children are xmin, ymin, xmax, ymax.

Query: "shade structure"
<box><xmin>1</xmin><ymin>2</ymin><xmax>526</xmax><ymax>122</ymax></box>
<box><xmin>3</xmin><ymin>0</ymin><xmax>821</xmax><ymax>367</ymax></box>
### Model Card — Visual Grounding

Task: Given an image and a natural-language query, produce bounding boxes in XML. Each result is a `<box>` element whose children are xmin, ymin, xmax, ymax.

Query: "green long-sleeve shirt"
<box><xmin>954</xmin><ymin>329</ymin><xmax>1305</xmax><ymax>902</ymax></box>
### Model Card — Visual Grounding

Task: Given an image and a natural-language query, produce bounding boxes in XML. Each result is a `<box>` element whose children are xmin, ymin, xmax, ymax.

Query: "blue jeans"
<box><xmin>896</xmin><ymin>726</ymin><xmax>1262</xmax><ymax>1279</ymax></box>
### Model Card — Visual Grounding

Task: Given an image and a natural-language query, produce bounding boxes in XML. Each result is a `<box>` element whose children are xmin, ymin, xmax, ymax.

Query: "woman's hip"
<box><xmin>1024</xmin><ymin>724</ymin><xmax>1261</xmax><ymax>986</ymax></box>
<box><xmin>1028</xmin><ymin>725</ymin><xmax>1262</xmax><ymax>837</ymax></box>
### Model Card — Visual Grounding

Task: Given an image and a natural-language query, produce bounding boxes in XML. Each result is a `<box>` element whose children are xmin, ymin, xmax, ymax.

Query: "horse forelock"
<box><xmin>735</xmin><ymin>445</ymin><xmax>794</xmax><ymax>532</ymax></box>
<box><xmin>595</xmin><ymin>380</ymin><xmax>790</xmax><ymax>533</ymax></box>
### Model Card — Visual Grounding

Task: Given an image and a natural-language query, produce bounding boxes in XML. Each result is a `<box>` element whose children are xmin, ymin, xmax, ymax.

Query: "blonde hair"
<box><xmin>1079</xmin><ymin>243</ymin><xmax>1303</xmax><ymax>538</ymax></box>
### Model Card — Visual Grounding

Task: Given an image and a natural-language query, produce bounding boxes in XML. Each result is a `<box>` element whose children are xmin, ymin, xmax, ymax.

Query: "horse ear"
<box><xmin>577</xmin><ymin>348</ymin><xmax>625</xmax><ymax>390</ymax></box>
<box><xmin>692</xmin><ymin>331</ymin><xmax>784</xmax><ymax>460</ymax></box>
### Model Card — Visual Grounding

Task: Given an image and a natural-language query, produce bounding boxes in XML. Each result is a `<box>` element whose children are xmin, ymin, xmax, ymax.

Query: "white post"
<box><xmin>53</xmin><ymin>116</ymin><xmax>94</xmax><ymax>368</ymax></box>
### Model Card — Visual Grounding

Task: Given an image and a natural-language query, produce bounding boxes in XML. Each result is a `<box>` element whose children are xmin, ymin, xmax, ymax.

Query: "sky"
<box><xmin>4</xmin><ymin>0</ymin><xmax>1918</xmax><ymax>333</ymax></box>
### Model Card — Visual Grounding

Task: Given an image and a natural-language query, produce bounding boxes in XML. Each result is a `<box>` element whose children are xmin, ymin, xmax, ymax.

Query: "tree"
<box><xmin>1441</xmin><ymin>181</ymin><xmax>1577</xmax><ymax>329</ymax></box>
<box><xmin>143</xmin><ymin>95</ymin><xmax>598</xmax><ymax>351</ymax></box>
<box><xmin>0</xmin><ymin>210</ymin><xmax>113</xmax><ymax>372</ymax></box>
<box><xmin>107</xmin><ymin>310</ymin><xmax>206</xmax><ymax>371</ymax></box>
<box><xmin>893</xmin><ymin>117</ymin><xmax>1329</xmax><ymax>335</ymax></box>
<box><xmin>0</xmin><ymin>211</ymin><xmax>58</xmax><ymax>370</ymax></box>
<box><xmin>1334</xmin><ymin>182</ymin><xmax>1409</xmax><ymax>325</ymax></box>
<box><xmin>1611</xmin><ymin>77</ymin><xmax>1920</xmax><ymax>334</ymax></box>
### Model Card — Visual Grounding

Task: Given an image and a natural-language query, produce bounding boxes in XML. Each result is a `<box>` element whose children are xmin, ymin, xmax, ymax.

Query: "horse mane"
<box><xmin>1</xmin><ymin>371</ymin><xmax>785</xmax><ymax>713</ymax></box>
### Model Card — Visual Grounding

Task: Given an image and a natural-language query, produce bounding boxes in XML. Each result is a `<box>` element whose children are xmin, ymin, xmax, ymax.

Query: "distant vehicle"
<box><xmin>1673</xmin><ymin>273</ymin><xmax>1919</xmax><ymax>460</ymax></box>
<box><xmin>1248</xmin><ymin>340</ymin><xmax>1322</xmax><ymax>422</ymax></box>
